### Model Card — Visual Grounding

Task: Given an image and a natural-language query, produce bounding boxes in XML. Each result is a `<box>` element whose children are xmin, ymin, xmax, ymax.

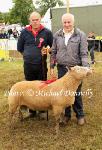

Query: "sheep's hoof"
<box><xmin>53</xmin><ymin>130</ymin><xmax>60</xmax><ymax>140</ymax></box>
<box><xmin>55</xmin><ymin>125</ymin><xmax>60</xmax><ymax>136</ymax></box>
<box><xmin>59</xmin><ymin>121</ymin><xmax>67</xmax><ymax>127</ymax></box>
<box><xmin>59</xmin><ymin>116</ymin><xmax>71</xmax><ymax>127</ymax></box>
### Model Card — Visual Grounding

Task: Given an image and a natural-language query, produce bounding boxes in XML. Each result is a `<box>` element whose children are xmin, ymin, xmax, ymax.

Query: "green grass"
<box><xmin>0</xmin><ymin>52</ymin><xmax>102</xmax><ymax>150</ymax></box>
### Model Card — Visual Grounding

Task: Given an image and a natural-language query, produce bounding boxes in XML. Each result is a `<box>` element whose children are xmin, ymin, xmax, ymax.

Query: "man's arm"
<box><xmin>80</xmin><ymin>32</ymin><xmax>89</xmax><ymax>67</ymax></box>
<box><xmin>47</xmin><ymin>30</ymin><xmax>53</xmax><ymax>48</ymax></box>
<box><xmin>17</xmin><ymin>31</ymin><xmax>25</xmax><ymax>54</ymax></box>
<box><xmin>50</xmin><ymin>34</ymin><xmax>57</xmax><ymax>69</ymax></box>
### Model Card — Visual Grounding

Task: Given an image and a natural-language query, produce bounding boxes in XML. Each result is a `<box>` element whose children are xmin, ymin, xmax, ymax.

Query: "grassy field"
<box><xmin>0</xmin><ymin>52</ymin><xmax>102</xmax><ymax>150</ymax></box>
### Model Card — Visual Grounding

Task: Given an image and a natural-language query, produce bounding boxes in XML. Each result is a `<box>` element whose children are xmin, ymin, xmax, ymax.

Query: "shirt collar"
<box><xmin>26</xmin><ymin>24</ymin><xmax>44</xmax><ymax>37</ymax></box>
<box><xmin>63</xmin><ymin>28</ymin><xmax>74</xmax><ymax>35</ymax></box>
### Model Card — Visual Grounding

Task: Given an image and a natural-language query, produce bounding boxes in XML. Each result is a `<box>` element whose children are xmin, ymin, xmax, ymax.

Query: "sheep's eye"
<box><xmin>76</xmin><ymin>68</ymin><xmax>80</xmax><ymax>72</ymax></box>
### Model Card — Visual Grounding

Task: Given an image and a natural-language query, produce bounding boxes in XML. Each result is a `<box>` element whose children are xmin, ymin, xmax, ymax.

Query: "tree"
<box><xmin>9</xmin><ymin>0</ymin><xmax>35</xmax><ymax>26</ymax></box>
<box><xmin>0</xmin><ymin>12</ymin><xmax>4</xmax><ymax>23</ymax></box>
<box><xmin>35</xmin><ymin>0</ymin><xmax>64</xmax><ymax>16</ymax></box>
<box><xmin>3</xmin><ymin>13</ymin><xmax>10</xmax><ymax>24</ymax></box>
<box><xmin>0</xmin><ymin>12</ymin><xmax>10</xmax><ymax>24</ymax></box>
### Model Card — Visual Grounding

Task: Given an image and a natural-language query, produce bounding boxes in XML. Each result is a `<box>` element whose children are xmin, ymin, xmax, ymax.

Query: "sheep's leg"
<box><xmin>53</xmin><ymin>106</ymin><xmax>63</xmax><ymax>135</ymax></box>
<box><xmin>55</xmin><ymin>115</ymin><xmax>60</xmax><ymax>135</ymax></box>
<box><xmin>8</xmin><ymin>104</ymin><xmax>18</xmax><ymax>129</ymax></box>
<box><xmin>18</xmin><ymin>108</ymin><xmax>23</xmax><ymax>121</ymax></box>
<box><xmin>8</xmin><ymin>112</ymin><xmax>14</xmax><ymax>129</ymax></box>
<box><xmin>60</xmin><ymin>111</ymin><xmax>65</xmax><ymax>123</ymax></box>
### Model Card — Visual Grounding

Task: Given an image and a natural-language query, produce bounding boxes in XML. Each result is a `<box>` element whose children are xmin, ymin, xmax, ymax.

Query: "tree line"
<box><xmin>0</xmin><ymin>0</ymin><xmax>64</xmax><ymax>26</ymax></box>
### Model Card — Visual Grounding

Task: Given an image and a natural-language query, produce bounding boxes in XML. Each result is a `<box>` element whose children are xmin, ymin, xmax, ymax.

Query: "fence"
<box><xmin>0</xmin><ymin>39</ymin><xmax>22</xmax><ymax>59</ymax></box>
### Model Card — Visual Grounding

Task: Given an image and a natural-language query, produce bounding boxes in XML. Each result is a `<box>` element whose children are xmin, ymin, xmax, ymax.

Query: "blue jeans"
<box><xmin>57</xmin><ymin>64</ymin><xmax>84</xmax><ymax>119</ymax></box>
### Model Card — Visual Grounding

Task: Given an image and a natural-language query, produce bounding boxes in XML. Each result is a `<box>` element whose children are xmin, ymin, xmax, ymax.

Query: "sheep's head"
<box><xmin>69</xmin><ymin>66</ymin><xmax>92</xmax><ymax>80</ymax></box>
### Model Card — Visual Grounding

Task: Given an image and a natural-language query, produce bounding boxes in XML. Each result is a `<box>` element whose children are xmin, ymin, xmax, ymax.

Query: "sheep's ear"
<box><xmin>70</xmin><ymin>67</ymin><xmax>75</xmax><ymax>71</ymax></box>
<box><xmin>68</xmin><ymin>67</ymin><xmax>71</xmax><ymax>70</ymax></box>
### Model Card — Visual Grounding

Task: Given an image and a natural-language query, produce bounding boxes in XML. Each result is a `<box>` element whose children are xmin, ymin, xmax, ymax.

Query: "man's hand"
<box><xmin>41</xmin><ymin>46</ymin><xmax>51</xmax><ymax>55</ymax></box>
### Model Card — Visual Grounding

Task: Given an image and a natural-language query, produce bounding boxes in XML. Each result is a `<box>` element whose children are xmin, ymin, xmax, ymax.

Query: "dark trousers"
<box><xmin>90</xmin><ymin>46</ymin><xmax>95</xmax><ymax>62</ymax></box>
<box><xmin>24</xmin><ymin>62</ymin><xmax>47</xmax><ymax>115</ymax></box>
<box><xmin>57</xmin><ymin>64</ymin><xmax>84</xmax><ymax>119</ymax></box>
<box><xmin>88</xmin><ymin>44</ymin><xmax>95</xmax><ymax>62</ymax></box>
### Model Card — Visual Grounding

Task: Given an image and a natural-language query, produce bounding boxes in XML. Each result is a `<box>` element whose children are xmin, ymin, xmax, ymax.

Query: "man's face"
<box><xmin>30</xmin><ymin>15</ymin><xmax>41</xmax><ymax>29</ymax></box>
<box><xmin>62</xmin><ymin>16</ymin><xmax>74</xmax><ymax>32</ymax></box>
<box><xmin>88</xmin><ymin>32</ymin><xmax>94</xmax><ymax>37</ymax></box>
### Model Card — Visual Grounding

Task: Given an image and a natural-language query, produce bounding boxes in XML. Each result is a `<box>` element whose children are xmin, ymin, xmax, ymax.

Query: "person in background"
<box><xmin>50</xmin><ymin>13</ymin><xmax>89</xmax><ymax>125</ymax></box>
<box><xmin>0</xmin><ymin>29</ymin><xmax>8</xmax><ymax>39</ymax></box>
<box><xmin>12</xmin><ymin>27</ymin><xmax>19</xmax><ymax>39</ymax></box>
<box><xmin>17</xmin><ymin>11</ymin><xmax>53</xmax><ymax>118</ymax></box>
<box><xmin>87</xmin><ymin>32</ymin><xmax>95</xmax><ymax>64</ymax></box>
<box><xmin>7</xmin><ymin>28</ymin><xmax>13</xmax><ymax>39</ymax></box>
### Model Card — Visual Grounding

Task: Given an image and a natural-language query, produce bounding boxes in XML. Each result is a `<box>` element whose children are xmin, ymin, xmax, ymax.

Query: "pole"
<box><xmin>67</xmin><ymin>0</ymin><xmax>70</xmax><ymax>13</ymax></box>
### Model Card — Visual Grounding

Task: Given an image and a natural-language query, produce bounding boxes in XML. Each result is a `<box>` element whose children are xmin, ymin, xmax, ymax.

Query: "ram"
<box><xmin>8</xmin><ymin>66</ymin><xmax>92</xmax><ymax>134</ymax></box>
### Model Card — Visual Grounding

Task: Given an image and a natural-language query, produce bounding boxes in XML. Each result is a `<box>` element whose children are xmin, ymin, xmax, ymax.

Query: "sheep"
<box><xmin>8</xmin><ymin>66</ymin><xmax>92</xmax><ymax>133</ymax></box>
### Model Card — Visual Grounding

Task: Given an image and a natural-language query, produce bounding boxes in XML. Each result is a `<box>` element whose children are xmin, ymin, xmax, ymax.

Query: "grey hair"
<box><xmin>62</xmin><ymin>13</ymin><xmax>75</xmax><ymax>23</ymax></box>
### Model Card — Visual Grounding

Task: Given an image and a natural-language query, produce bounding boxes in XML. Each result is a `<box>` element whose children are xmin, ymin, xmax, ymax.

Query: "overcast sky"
<box><xmin>0</xmin><ymin>0</ymin><xmax>102</xmax><ymax>12</ymax></box>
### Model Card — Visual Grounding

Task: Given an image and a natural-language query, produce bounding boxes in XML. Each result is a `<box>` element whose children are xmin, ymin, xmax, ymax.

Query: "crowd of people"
<box><xmin>0</xmin><ymin>26</ymin><xmax>20</xmax><ymax>39</ymax></box>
